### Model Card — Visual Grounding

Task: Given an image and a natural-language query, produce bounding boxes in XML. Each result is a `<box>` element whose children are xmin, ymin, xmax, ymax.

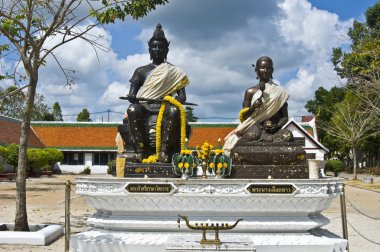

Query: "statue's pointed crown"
<box><xmin>148</xmin><ymin>23</ymin><xmax>169</xmax><ymax>47</ymax></box>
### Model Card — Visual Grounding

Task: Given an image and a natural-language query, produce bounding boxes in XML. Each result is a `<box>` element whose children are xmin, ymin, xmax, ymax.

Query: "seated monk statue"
<box><xmin>224</xmin><ymin>56</ymin><xmax>293</xmax><ymax>154</ymax></box>
<box><xmin>126</xmin><ymin>24</ymin><xmax>190</xmax><ymax>163</ymax></box>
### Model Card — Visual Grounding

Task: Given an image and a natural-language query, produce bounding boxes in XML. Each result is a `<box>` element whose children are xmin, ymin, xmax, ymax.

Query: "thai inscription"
<box><xmin>125</xmin><ymin>183</ymin><xmax>174</xmax><ymax>193</ymax></box>
<box><xmin>247</xmin><ymin>184</ymin><xmax>296</xmax><ymax>194</ymax></box>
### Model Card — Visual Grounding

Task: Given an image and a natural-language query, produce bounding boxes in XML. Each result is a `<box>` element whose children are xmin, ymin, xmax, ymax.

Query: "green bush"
<box><xmin>27</xmin><ymin>148</ymin><xmax>48</xmax><ymax>172</ymax></box>
<box><xmin>325</xmin><ymin>160</ymin><xmax>345</xmax><ymax>177</ymax></box>
<box><xmin>43</xmin><ymin>148</ymin><xmax>64</xmax><ymax>171</ymax></box>
<box><xmin>4</xmin><ymin>144</ymin><xmax>19</xmax><ymax>171</ymax></box>
<box><xmin>107</xmin><ymin>160</ymin><xmax>116</xmax><ymax>174</ymax></box>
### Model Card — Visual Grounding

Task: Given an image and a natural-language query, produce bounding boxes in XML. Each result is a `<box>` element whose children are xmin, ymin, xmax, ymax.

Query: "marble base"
<box><xmin>72</xmin><ymin>176</ymin><xmax>346</xmax><ymax>252</ymax></box>
<box><xmin>71</xmin><ymin>229</ymin><xmax>346</xmax><ymax>252</ymax></box>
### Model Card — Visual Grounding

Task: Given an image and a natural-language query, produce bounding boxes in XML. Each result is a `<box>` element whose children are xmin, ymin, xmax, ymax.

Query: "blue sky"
<box><xmin>2</xmin><ymin>0</ymin><xmax>379</xmax><ymax>122</ymax></box>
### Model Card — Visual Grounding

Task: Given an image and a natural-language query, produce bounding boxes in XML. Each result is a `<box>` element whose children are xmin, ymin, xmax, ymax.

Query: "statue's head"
<box><xmin>253</xmin><ymin>56</ymin><xmax>274</xmax><ymax>82</ymax></box>
<box><xmin>148</xmin><ymin>24</ymin><xmax>170</xmax><ymax>63</ymax></box>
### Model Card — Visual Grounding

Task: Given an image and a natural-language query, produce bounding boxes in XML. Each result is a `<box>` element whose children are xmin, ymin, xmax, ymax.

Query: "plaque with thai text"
<box><xmin>246</xmin><ymin>184</ymin><xmax>296</xmax><ymax>194</ymax></box>
<box><xmin>125</xmin><ymin>183</ymin><xmax>175</xmax><ymax>194</ymax></box>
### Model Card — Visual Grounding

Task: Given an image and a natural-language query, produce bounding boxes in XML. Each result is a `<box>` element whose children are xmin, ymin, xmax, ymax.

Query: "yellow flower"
<box><xmin>238</xmin><ymin>107</ymin><xmax>250</xmax><ymax>122</ymax></box>
<box><xmin>184</xmin><ymin>162</ymin><xmax>189</xmax><ymax>169</ymax></box>
<box><xmin>178</xmin><ymin>163</ymin><xmax>183</xmax><ymax>168</ymax></box>
<box><xmin>184</xmin><ymin>150</ymin><xmax>193</xmax><ymax>155</ymax></box>
<box><xmin>143</xmin><ymin>155</ymin><xmax>158</xmax><ymax>163</ymax></box>
<box><xmin>217</xmin><ymin>163</ymin><xmax>223</xmax><ymax>169</ymax></box>
<box><xmin>214</xmin><ymin>149</ymin><xmax>224</xmax><ymax>155</ymax></box>
<box><xmin>223</xmin><ymin>163</ymin><xmax>228</xmax><ymax>169</ymax></box>
<box><xmin>164</xmin><ymin>96</ymin><xmax>186</xmax><ymax>152</ymax></box>
<box><xmin>209</xmin><ymin>162</ymin><xmax>215</xmax><ymax>169</ymax></box>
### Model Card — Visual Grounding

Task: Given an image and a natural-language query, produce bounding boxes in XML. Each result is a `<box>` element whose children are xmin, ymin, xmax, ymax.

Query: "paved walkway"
<box><xmin>338</xmin><ymin>171</ymin><xmax>380</xmax><ymax>183</ymax></box>
<box><xmin>0</xmin><ymin>174</ymin><xmax>379</xmax><ymax>251</ymax></box>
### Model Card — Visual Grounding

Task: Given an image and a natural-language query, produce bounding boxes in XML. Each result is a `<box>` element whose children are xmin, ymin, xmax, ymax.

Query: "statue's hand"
<box><xmin>263</xmin><ymin>120</ymin><xmax>279</xmax><ymax>132</ymax></box>
<box><xmin>252</xmin><ymin>98</ymin><xmax>262</xmax><ymax>108</ymax></box>
<box><xmin>128</xmin><ymin>94</ymin><xmax>138</xmax><ymax>104</ymax></box>
<box><xmin>176</xmin><ymin>93</ymin><xmax>186</xmax><ymax>103</ymax></box>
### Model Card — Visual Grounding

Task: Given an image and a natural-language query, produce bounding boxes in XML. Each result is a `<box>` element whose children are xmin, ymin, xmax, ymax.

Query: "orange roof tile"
<box><xmin>188</xmin><ymin>125</ymin><xmax>236</xmax><ymax>148</ymax></box>
<box><xmin>31</xmin><ymin>122</ymin><xmax>118</xmax><ymax>150</ymax></box>
<box><xmin>0</xmin><ymin>116</ymin><xmax>45</xmax><ymax>148</ymax></box>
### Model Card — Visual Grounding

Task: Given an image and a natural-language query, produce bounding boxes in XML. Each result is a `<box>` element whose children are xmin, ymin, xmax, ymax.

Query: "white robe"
<box><xmin>136</xmin><ymin>62</ymin><xmax>189</xmax><ymax>99</ymax></box>
<box><xmin>223</xmin><ymin>81</ymin><xmax>289</xmax><ymax>154</ymax></box>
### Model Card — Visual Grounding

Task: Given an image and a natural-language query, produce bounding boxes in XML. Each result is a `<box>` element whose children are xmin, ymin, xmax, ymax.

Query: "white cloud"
<box><xmin>1</xmin><ymin>0</ymin><xmax>355</xmax><ymax>122</ymax></box>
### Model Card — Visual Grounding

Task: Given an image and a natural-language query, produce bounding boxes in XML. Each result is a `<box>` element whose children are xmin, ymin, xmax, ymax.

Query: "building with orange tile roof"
<box><xmin>0</xmin><ymin>115</ymin><xmax>45</xmax><ymax>147</ymax></box>
<box><xmin>0</xmin><ymin>116</ymin><xmax>327</xmax><ymax>174</ymax></box>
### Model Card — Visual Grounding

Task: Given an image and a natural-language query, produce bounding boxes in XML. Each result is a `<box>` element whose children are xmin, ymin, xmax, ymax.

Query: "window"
<box><xmin>62</xmin><ymin>152</ymin><xmax>84</xmax><ymax>165</ymax></box>
<box><xmin>93</xmin><ymin>152</ymin><xmax>116</xmax><ymax>165</ymax></box>
<box><xmin>306</xmin><ymin>153</ymin><xmax>316</xmax><ymax>160</ymax></box>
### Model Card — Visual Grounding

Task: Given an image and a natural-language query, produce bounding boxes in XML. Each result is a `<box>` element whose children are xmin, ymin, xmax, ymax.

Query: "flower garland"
<box><xmin>238</xmin><ymin>107</ymin><xmax>249</xmax><ymax>122</ymax></box>
<box><xmin>163</xmin><ymin>95</ymin><xmax>187</xmax><ymax>152</ymax></box>
<box><xmin>142</xmin><ymin>95</ymin><xmax>186</xmax><ymax>163</ymax></box>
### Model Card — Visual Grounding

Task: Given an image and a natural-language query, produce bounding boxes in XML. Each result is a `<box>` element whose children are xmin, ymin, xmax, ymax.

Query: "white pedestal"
<box><xmin>71</xmin><ymin>177</ymin><xmax>347</xmax><ymax>252</ymax></box>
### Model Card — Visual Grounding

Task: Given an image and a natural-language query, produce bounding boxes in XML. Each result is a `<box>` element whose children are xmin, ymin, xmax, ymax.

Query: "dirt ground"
<box><xmin>0</xmin><ymin>174</ymin><xmax>380</xmax><ymax>252</ymax></box>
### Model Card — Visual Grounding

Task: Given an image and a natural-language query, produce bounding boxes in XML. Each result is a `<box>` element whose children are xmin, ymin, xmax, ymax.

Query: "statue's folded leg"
<box><xmin>238</xmin><ymin>124</ymin><xmax>263</xmax><ymax>144</ymax></box>
<box><xmin>127</xmin><ymin>104</ymin><xmax>149</xmax><ymax>160</ymax></box>
<box><xmin>159</xmin><ymin>104</ymin><xmax>181</xmax><ymax>162</ymax></box>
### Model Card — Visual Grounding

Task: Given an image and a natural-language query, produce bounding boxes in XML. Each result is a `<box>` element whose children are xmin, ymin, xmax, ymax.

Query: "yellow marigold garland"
<box><xmin>143</xmin><ymin>95</ymin><xmax>186</xmax><ymax>163</ymax></box>
<box><xmin>238</xmin><ymin>107</ymin><xmax>249</xmax><ymax>123</ymax></box>
<box><xmin>163</xmin><ymin>95</ymin><xmax>187</xmax><ymax>152</ymax></box>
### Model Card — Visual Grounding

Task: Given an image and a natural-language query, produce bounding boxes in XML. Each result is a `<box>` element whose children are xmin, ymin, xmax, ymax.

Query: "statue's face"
<box><xmin>149</xmin><ymin>40</ymin><xmax>168</xmax><ymax>62</ymax></box>
<box><xmin>256</xmin><ymin>60</ymin><xmax>273</xmax><ymax>82</ymax></box>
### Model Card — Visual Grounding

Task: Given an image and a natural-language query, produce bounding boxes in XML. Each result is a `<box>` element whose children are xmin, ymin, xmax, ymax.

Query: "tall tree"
<box><xmin>77</xmin><ymin>108</ymin><xmax>91</xmax><ymax>122</ymax></box>
<box><xmin>330</xmin><ymin>2</ymin><xmax>380</xmax><ymax>171</ymax></box>
<box><xmin>0</xmin><ymin>0</ymin><xmax>168</xmax><ymax>231</ymax></box>
<box><xmin>52</xmin><ymin>102</ymin><xmax>63</xmax><ymax>121</ymax></box>
<box><xmin>305</xmin><ymin>86</ymin><xmax>346</xmax><ymax>157</ymax></box>
<box><xmin>185</xmin><ymin>106</ymin><xmax>198</xmax><ymax>122</ymax></box>
<box><xmin>326</xmin><ymin>92</ymin><xmax>379</xmax><ymax>179</ymax></box>
<box><xmin>0</xmin><ymin>86</ymin><xmax>52</xmax><ymax>120</ymax></box>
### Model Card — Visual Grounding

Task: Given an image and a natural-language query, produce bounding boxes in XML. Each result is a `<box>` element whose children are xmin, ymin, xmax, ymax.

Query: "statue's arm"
<box><xmin>128</xmin><ymin>69</ymin><xmax>144</xmax><ymax>103</ymax></box>
<box><xmin>176</xmin><ymin>88</ymin><xmax>186</xmax><ymax>103</ymax></box>
<box><xmin>277</xmin><ymin>102</ymin><xmax>289</xmax><ymax>129</ymax></box>
<box><xmin>242</xmin><ymin>86</ymin><xmax>261</xmax><ymax>120</ymax></box>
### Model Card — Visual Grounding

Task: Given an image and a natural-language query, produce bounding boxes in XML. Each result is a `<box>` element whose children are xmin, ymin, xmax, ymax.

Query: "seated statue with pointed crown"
<box><xmin>126</xmin><ymin>24</ymin><xmax>190</xmax><ymax>163</ymax></box>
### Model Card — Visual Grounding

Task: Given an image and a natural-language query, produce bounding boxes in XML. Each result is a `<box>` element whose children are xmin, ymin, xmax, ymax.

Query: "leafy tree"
<box><xmin>0</xmin><ymin>0</ymin><xmax>168</xmax><ymax>231</ymax></box>
<box><xmin>77</xmin><ymin>108</ymin><xmax>92</xmax><ymax>122</ymax></box>
<box><xmin>0</xmin><ymin>86</ymin><xmax>26</xmax><ymax>119</ymax></box>
<box><xmin>27</xmin><ymin>149</ymin><xmax>48</xmax><ymax>173</ymax></box>
<box><xmin>326</xmin><ymin>92</ymin><xmax>379</xmax><ymax>179</ymax></box>
<box><xmin>330</xmin><ymin>2</ymin><xmax>380</xmax><ymax>172</ymax></box>
<box><xmin>52</xmin><ymin>102</ymin><xmax>63</xmax><ymax>121</ymax></box>
<box><xmin>332</xmin><ymin>2</ymin><xmax>380</xmax><ymax>80</ymax></box>
<box><xmin>305</xmin><ymin>86</ymin><xmax>346</xmax><ymax>156</ymax></box>
<box><xmin>185</xmin><ymin>106</ymin><xmax>198</xmax><ymax>122</ymax></box>
<box><xmin>0</xmin><ymin>86</ymin><xmax>52</xmax><ymax>120</ymax></box>
<box><xmin>43</xmin><ymin>148</ymin><xmax>64</xmax><ymax>171</ymax></box>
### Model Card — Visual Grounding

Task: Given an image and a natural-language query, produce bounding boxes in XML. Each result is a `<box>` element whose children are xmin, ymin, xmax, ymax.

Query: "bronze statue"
<box><xmin>223</xmin><ymin>57</ymin><xmax>308</xmax><ymax>179</ymax></box>
<box><xmin>224</xmin><ymin>56</ymin><xmax>292</xmax><ymax>153</ymax></box>
<box><xmin>125</xmin><ymin>24</ymin><xmax>190</xmax><ymax>163</ymax></box>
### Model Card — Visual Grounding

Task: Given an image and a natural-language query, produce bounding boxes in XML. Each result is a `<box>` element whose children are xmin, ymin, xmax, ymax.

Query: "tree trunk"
<box><xmin>14</xmin><ymin>80</ymin><xmax>37</xmax><ymax>231</ymax></box>
<box><xmin>352</xmin><ymin>146</ymin><xmax>358</xmax><ymax>180</ymax></box>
